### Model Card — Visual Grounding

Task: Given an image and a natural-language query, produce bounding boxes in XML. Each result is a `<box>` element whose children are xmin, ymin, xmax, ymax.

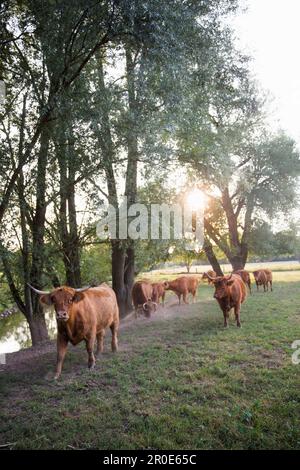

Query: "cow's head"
<box><xmin>28</xmin><ymin>284</ymin><xmax>91</xmax><ymax>322</ymax></box>
<box><xmin>163</xmin><ymin>281</ymin><xmax>170</xmax><ymax>290</ymax></box>
<box><xmin>140</xmin><ymin>299</ymin><xmax>157</xmax><ymax>317</ymax></box>
<box><xmin>204</xmin><ymin>273</ymin><xmax>234</xmax><ymax>300</ymax></box>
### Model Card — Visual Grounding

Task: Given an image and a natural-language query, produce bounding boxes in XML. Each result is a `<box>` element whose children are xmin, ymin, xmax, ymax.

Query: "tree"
<box><xmin>176</xmin><ymin>26</ymin><xmax>300</xmax><ymax>271</ymax></box>
<box><xmin>202</xmin><ymin>132</ymin><xmax>300</xmax><ymax>270</ymax></box>
<box><xmin>0</xmin><ymin>0</ymin><xmax>153</xmax><ymax>343</ymax></box>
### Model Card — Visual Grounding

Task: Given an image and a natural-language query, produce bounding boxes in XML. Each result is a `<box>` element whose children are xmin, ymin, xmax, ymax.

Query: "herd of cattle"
<box><xmin>132</xmin><ymin>268</ymin><xmax>273</xmax><ymax>329</ymax></box>
<box><xmin>28</xmin><ymin>268</ymin><xmax>273</xmax><ymax>379</ymax></box>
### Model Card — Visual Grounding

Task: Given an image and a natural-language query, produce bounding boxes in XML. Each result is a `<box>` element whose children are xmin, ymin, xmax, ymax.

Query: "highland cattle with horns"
<box><xmin>28</xmin><ymin>283</ymin><xmax>119</xmax><ymax>379</ymax></box>
<box><xmin>132</xmin><ymin>281</ymin><xmax>158</xmax><ymax>318</ymax></box>
<box><xmin>204</xmin><ymin>272</ymin><xmax>247</xmax><ymax>328</ymax></box>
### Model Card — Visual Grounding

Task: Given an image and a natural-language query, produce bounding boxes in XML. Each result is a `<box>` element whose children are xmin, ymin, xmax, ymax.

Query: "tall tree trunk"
<box><xmin>56</xmin><ymin>124</ymin><xmax>82</xmax><ymax>287</ymax></box>
<box><xmin>96</xmin><ymin>51</ymin><xmax>138</xmax><ymax>317</ymax></box>
<box><xmin>4</xmin><ymin>98</ymin><xmax>50</xmax><ymax>345</ymax></box>
<box><xmin>239</xmin><ymin>192</ymin><xmax>255</xmax><ymax>268</ymax></box>
<box><xmin>30</xmin><ymin>131</ymin><xmax>49</xmax><ymax>285</ymax></box>
<box><xmin>110</xmin><ymin>241</ymin><xmax>135</xmax><ymax>317</ymax></box>
<box><xmin>124</xmin><ymin>244</ymin><xmax>135</xmax><ymax>313</ymax></box>
<box><xmin>203</xmin><ymin>238</ymin><xmax>223</xmax><ymax>276</ymax></box>
<box><xmin>122</xmin><ymin>45</ymin><xmax>138</xmax><ymax>314</ymax></box>
<box><xmin>65</xmin><ymin>136</ymin><xmax>81</xmax><ymax>287</ymax></box>
<box><xmin>67</xmin><ymin>182</ymin><xmax>82</xmax><ymax>287</ymax></box>
<box><xmin>96</xmin><ymin>55</ymin><xmax>128</xmax><ymax>315</ymax></box>
<box><xmin>204</xmin><ymin>187</ymin><xmax>255</xmax><ymax>272</ymax></box>
<box><xmin>28</xmin><ymin>308</ymin><xmax>49</xmax><ymax>346</ymax></box>
<box><xmin>111</xmin><ymin>240</ymin><xmax>127</xmax><ymax>317</ymax></box>
<box><xmin>228</xmin><ymin>255</ymin><xmax>246</xmax><ymax>271</ymax></box>
<box><xmin>26</xmin><ymin>126</ymin><xmax>50</xmax><ymax>344</ymax></box>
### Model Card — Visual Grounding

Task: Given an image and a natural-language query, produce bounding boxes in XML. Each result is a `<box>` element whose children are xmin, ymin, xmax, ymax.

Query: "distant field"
<box><xmin>0</xmin><ymin>270</ymin><xmax>300</xmax><ymax>449</ymax></box>
<box><xmin>144</xmin><ymin>260</ymin><xmax>300</xmax><ymax>280</ymax></box>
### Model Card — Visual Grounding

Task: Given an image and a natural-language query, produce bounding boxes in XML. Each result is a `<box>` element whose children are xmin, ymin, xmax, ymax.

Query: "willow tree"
<box><xmin>177</xmin><ymin>39</ymin><xmax>300</xmax><ymax>270</ymax></box>
<box><xmin>0</xmin><ymin>0</ymin><xmax>153</xmax><ymax>343</ymax></box>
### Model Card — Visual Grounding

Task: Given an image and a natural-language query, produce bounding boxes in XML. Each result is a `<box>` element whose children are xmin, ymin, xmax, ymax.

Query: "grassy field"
<box><xmin>145</xmin><ymin>260</ymin><xmax>300</xmax><ymax>280</ymax></box>
<box><xmin>0</xmin><ymin>270</ymin><xmax>300</xmax><ymax>449</ymax></box>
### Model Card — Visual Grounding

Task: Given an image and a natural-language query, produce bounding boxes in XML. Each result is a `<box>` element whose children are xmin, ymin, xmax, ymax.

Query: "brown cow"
<box><xmin>263</xmin><ymin>269</ymin><xmax>273</xmax><ymax>291</ymax></box>
<box><xmin>253</xmin><ymin>270</ymin><xmax>268</xmax><ymax>292</ymax></box>
<box><xmin>151</xmin><ymin>282</ymin><xmax>166</xmax><ymax>306</ymax></box>
<box><xmin>233</xmin><ymin>269</ymin><xmax>252</xmax><ymax>294</ymax></box>
<box><xmin>28</xmin><ymin>283</ymin><xmax>119</xmax><ymax>380</ymax></box>
<box><xmin>163</xmin><ymin>276</ymin><xmax>199</xmax><ymax>305</ymax></box>
<box><xmin>205</xmin><ymin>272</ymin><xmax>246</xmax><ymax>327</ymax></box>
<box><xmin>202</xmin><ymin>270</ymin><xmax>217</xmax><ymax>285</ymax></box>
<box><xmin>132</xmin><ymin>281</ymin><xmax>157</xmax><ymax>318</ymax></box>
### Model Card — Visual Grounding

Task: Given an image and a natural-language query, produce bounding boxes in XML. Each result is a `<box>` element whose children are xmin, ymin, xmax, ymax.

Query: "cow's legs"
<box><xmin>55</xmin><ymin>334</ymin><xmax>68</xmax><ymax>380</ymax></box>
<box><xmin>110</xmin><ymin>321</ymin><xmax>119</xmax><ymax>352</ymax></box>
<box><xmin>183</xmin><ymin>291</ymin><xmax>189</xmax><ymax>304</ymax></box>
<box><xmin>96</xmin><ymin>329</ymin><xmax>105</xmax><ymax>356</ymax></box>
<box><xmin>177</xmin><ymin>294</ymin><xmax>181</xmax><ymax>305</ymax></box>
<box><xmin>223</xmin><ymin>311</ymin><xmax>229</xmax><ymax>328</ymax></box>
<box><xmin>192</xmin><ymin>289</ymin><xmax>196</xmax><ymax>303</ymax></box>
<box><xmin>85</xmin><ymin>335</ymin><xmax>96</xmax><ymax>369</ymax></box>
<box><xmin>248</xmin><ymin>281</ymin><xmax>252</xmax><ymax>294</ymax></box>
<box><xmin>234</xmin><ymin>304</ymin><xmax>241</xmax><ymax>328</ymax></box>
<box><xmin>162</xmin><ymin>292</ymin><xmax>165</xmax><ymax>306</ymax></box>
<box><xmin>256</xmin><ymin>281</ymin><xmax>259</xmax><ymax>291</ymax></box>
<box><xmin>270</xmin><ymin>280</ymin><xmax>273</xmax><ymax>291</ymax></box>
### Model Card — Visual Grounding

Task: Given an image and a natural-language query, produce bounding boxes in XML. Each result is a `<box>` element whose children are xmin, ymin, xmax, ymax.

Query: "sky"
<box><xmin>231</xmin><ymin>0</ymin><xmax>300</xmax><ymax>146</ymax></box>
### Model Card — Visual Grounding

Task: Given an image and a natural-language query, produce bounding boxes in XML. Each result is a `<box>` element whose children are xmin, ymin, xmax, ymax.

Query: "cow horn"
<box><xmin>27</xmin><ymin>283</ymin><xmax>50</xmax><ymax>295</ymax></box>
<box><xmin>143</xmin><ymin>302</ymin><xmax>148</xmax><ymax>310</ymax></box>
<box><xmin>204</xmin><ymin>272</ymin><xmax>214</xmax><ymax>281</ymax></box>
<box><xmin>74</xmin><ymin>286</ymin><xmax>91</xmax><ymax>292</ymax></box>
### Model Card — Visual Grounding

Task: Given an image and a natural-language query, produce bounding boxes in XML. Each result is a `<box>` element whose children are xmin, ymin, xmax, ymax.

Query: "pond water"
<box><xmin>0</xmin><ymin>310</ymin><xmax>57</xmax><ymax>354</ymax></box>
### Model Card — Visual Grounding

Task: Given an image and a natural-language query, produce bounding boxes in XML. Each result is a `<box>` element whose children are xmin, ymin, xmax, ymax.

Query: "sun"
<box><xmin>186</xmin><ymin>188</ymin><xmax>207</xmax><ymax>211</ymax></box>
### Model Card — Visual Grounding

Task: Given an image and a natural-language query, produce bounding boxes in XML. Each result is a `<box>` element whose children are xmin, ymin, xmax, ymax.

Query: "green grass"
<box><xmin>0</xmin><ymin>271</ymin><xmax>300</xmax><ymax>449</ymax></box>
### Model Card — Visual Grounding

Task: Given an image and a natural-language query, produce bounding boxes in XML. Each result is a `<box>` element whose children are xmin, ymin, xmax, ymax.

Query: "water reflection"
<box><xmin>0</xmin><ymin>309</ymin><xmax>57</xmax><ymax>353</ymax></box>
